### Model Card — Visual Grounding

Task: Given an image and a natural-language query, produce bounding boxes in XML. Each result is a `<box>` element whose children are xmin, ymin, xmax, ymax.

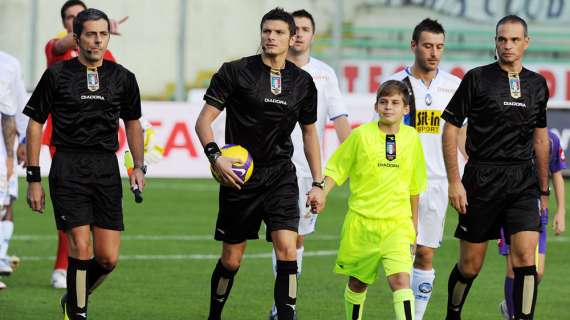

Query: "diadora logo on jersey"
<box><xmin>504</xmin><ymin>101</ymin><xmax>526</xmax><ymax>108</ymax></box>
<box><xmin>378</xmin><ymin>162</ymin><xmax>399</xmax><ymax>168</ymax></box>
<box><xmin>264</xmin><ymin>98</ymin><xmax>287</xmax><ymax>105</ymax></box>
<box><xmin>416</xmin><ymin>110</ymin><xmax>441</xmax><ymax>134</ymax></box>
<box><xmin>81</xmin><ymin>95</ymin><xmax>105</xmax><ymax>100</ymax></box>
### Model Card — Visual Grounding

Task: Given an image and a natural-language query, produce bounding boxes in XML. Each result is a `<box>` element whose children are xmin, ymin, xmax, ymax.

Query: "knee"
<box><xmin>69</xmin><ymin>240</ymin><xmax>91</xmax><ymax>258</ymax></box>
<box><xmin>414</xmin><ymin>246</ymin><xmax>434</xmax><ymax>269</ymax></box>
<box><xmin>348</xmin><ymin>277</ymin><xmax>368</xmax><ymax>293</ymax></box>
<box><xmin>458</xmin><ymin>261</ymin><xmax>482</xmax><ymax>279</ymax></box>
<box><xmin>96</xmin><ymin>255</ymin><xmax>118</xmax><ymax>271</ymax></box>
<box><xmin>511</xmin><ymin>251</ymin><xmax>535</xmax><ymax>266</ymax></box>
<box><xmin>275</xmin><ymin>244</ymin><xmax>297</xmax><ymax>261</ymax></box>
<box><xmin>220</xmin><ymin>255</ymin><xmax>242</xmax><ymax>271</ymax></box>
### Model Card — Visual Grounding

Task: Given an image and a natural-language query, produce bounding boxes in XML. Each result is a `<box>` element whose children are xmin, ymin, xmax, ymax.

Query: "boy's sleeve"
<box><xmin>325</xmin><ymin>129</ymin><xmax>359</xmax><ymax>186</ymax></box>
<box><xmin>410</xmin><ymin>134</ymin><xmax>427</xmax><ymax>195</ymax></box>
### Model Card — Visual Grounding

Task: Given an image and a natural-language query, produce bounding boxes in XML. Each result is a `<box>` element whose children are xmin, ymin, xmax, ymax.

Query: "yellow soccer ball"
<box><xmin>210</xmin><ymin>144</ymin><xmax>254</xmax><ymax>184</ymax></box>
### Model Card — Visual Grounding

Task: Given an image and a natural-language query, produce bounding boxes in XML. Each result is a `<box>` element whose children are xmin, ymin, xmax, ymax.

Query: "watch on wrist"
<box><xmin>135</xmin><ymin>164</ymin><xmax>147</xmax><ymax>175</ymax></box>
<box><xmin>540</xmin><ymin>187</ymin><xmax>550</xmax><ymax>196</ymax></box>
<box><xmin>312</xmin><ymin>180</ymin><xmax>325</xmax><ymax>190</ymax></box>
<box><xmin>207</xmin><ymin>152</ymin><xmax>221</xmax><ymax>164</ymax></box>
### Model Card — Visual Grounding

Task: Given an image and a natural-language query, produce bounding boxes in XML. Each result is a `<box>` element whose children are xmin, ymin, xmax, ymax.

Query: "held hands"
<box><xmin>212</xmin><ymin>156</ymin><xmax>244</xmax><ymax>190</ymax></box>
<box><xmin>130</xmin><ymin>167</ymin><xmax>145</xmax><ymax>193</ymax></box>
<box><xmin>449</xmin><ymin>181</ymin><xmax>468</xmax><ymax>214</ymax></box>
<box><xmin>27</xmin><ymin>182</ymin><xmax>45</xmax><ymax>213</ymax></box>
<box><xmin>306</xmin><ymin>186</ymin><xmax>325</xmax><ymax>214</ymax></box>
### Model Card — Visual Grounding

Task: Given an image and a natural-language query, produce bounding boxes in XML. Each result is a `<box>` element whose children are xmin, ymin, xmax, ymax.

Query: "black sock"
<box><xmin>66</xmin><ymin>257</ymin><xmax>90</xmax><ymax>320</ymax></box>
<box><xmin>275</xmin><ymin>260</ymin><xmax>298</xmax><ymax>320</ymax></box>
<box><xmin>446</xmin><ymin>264</ymin><xmax>476</xmax><ymax>320</ymax></box>
<box><xmin>208</xmin><ymin>259</ymin><xmax>238</xmax><ymax>320</ymax></box>
<box><xmin>87</xmin><ymin>258</ymin><xmax>114</xmax><ymax>295</ymax></box>
<box><xmin>513</xmin><ymin>266</ymin><xmax>537</xmax><ymax>320</ymax></box>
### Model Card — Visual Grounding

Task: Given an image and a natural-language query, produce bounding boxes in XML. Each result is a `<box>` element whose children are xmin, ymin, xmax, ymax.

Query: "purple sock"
<box><xmin>505</xmin><ymin>276</ymin><xmax>514</xmax><ymax>318</ymax></box>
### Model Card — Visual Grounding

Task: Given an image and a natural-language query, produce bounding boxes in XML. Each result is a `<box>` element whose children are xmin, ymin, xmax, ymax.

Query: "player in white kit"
<box><xmin>383</xmin><ymin>19</ymin><xmax>465</xmax><ymax>319</ymax></box>
<box><xmin>0</xmin><ymin>51</ymin><xmax>28</xmax><ymax>289</ymax></box>
<box><xmin>269</xmin><ymin>9</ymin><xmax>351</xmax><ymax>320</ymax></box>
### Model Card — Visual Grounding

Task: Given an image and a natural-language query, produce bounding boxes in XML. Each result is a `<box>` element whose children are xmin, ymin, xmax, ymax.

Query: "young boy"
<box><xmin>321</xmin><ymin>80</ymin><xmax>427</xmax><ymax>320</ymax></box>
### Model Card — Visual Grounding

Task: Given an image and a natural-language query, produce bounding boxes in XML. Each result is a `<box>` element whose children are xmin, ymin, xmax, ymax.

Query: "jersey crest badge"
<box><xmin>425</xmin><ymin>93</ymin><xmax>432</xmax><ymax>106</ymax></box>
<box><xmin>508</xmin><ymin>72</ymin><xmax>521</xmax><ymax>98</ymax></box>
<box><xmin>270</xmin><ymin>69</ymin><xmax>282</xmax><ymax>95</ymax></box>
<box><xmin>386</xmin><ymin>134</ymin><xmax>396</xmax><ymax>161</ymax></box>
<box><xmin>86</xmin><ymin>67</ymin><xmax>99</xmax><ymax>92</ymax></box>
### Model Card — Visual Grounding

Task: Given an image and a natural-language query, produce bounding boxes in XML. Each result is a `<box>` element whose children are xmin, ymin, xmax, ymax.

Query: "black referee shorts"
<box><xmin>456</xmin><ymin>160</ymin><xmax>541</xmax><ymax>243</ymax></box>
<box><xmin>215</xmin><ymin>161</ymin><xmax>299</xmax><ymax>244</ymax></box>
<box><xmin>49</xmin><ymin>151</ymin><xmax>124</xmax><ymax>231</ymax></box>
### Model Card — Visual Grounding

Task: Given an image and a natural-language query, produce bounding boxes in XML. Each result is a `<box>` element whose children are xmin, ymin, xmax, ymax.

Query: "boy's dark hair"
<box><xmin>292</xmin><ymin>9</ymin><xmax>316</xmax><ymax>33</ymax></box>
<box><xmin>412</xmin><ymin>18</ymin><xmax>445</xmax><ymax>42</ymax></box>
<box><xmin>73</xmin><ymin>8</ymin><xmax>110</xmax><ymax>36</ymax></box>
<box><xmin>260</xmin><ymin>7</ymin><xmax>296</xmax><ymax>36</ymax></box>
<box><xmin>496</xmin><ymin>15</ymin><xmax>528</xmax><ymax>37</ymax></box>
<box><xmin>376</xmin><ymin>80</ymin><xmax>411</xmax><ymax>105</ymax></box>
<box><xmin>61</xmin><ymin>0</ymin><xmax>87</xmax><ymax>22</ymax></box>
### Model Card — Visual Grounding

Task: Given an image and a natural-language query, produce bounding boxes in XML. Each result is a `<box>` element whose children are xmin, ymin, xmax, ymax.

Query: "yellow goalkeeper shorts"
<box><xmin>334</xmin><ymin>212</ymin><xmax>415</xmax><ymax>284</ymax></box>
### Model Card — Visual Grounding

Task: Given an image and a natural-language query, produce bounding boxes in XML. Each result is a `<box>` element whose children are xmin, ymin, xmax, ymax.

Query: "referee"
<box><xmin>195</xmin><ymin>8</ymin><xmax>324</xmax><ymax>320</ymax></box>
<box><xmin>441</xmin><ymin>15</ymin><xmax>549</xmax><ymax>320</ymax></box>
<box><xmin>25</xmin><ymin>9</ymin><xmax>144</xmax><ymax>320</ymax></box>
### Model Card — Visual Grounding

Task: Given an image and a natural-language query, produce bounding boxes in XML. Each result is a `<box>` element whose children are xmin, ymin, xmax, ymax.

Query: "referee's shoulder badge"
<box><xmin>86</xmin><ymin>67</ymin><xmax>99</xmax><ymax>92</ymax></box>
<box><xmin>386</xmin><ymin>134</ymin><xmax>396</xmax><ymax>161</ymax></box>
<box><xmin>270</xmin><ymin>69</ymin><xmax>282</xmax><ymax>95</ymax></box>
<box><xmin>508</xmin><ymin>72</ymin><xmax>521</xmax><ymax>98</ymax></box>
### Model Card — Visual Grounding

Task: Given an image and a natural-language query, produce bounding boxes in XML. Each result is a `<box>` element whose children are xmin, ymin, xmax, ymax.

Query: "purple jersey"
<box><xmin>548</xmin><ymin>129</ymin><xmax>566</xmax><ymax>173</ymax></box>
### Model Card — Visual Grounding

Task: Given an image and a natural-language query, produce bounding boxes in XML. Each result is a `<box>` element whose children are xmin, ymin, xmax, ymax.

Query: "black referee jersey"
<box><xmin>204</xmin><ymin>54</ymin><xmax>317</xmax><ymax>167</ymax></box>
<box><xmin>24</xmin><ymin>58</ymin><xmax>142</xmax><ymax>152</ymax></box>
<box><xmin>442</xmin><ymin>62</ymin><xmax>549</xmax><ymax>162</ymax></box>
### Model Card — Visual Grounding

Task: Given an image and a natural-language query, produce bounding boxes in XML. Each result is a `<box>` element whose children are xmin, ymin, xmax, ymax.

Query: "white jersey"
<box><xmin>0</xmin><ymin>52</ymin><xmax>27</xmax><ymax>176</ymax></box>
<box><xmin>387</xmin><ymin>67</ymin><xmax>460</xmax><ymax>179</ymax></box>
<box><xmin>291</xmin><ymin>57</ymin><xmax>348</xmax><ymax>178</ymax></box>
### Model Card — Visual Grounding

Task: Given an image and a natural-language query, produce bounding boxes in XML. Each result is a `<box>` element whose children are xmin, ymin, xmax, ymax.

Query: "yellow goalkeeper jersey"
<box><xmin>325</xmin><ymin>121</ymin><xmax>427</xmax><ymax>220</ymax></box>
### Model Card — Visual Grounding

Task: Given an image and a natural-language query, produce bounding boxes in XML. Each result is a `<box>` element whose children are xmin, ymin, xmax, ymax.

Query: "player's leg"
<box><xmin>498</xmin><ymin>228</ymin><xmax>514</xmax><ymax>319</ymax></box>
<box><xmin>53</xmin><ymin>230</ymin><xmax>70</xmax><ymax>289</ymax></box>
<box><xmin>89</xmin><ymin>227</ymin><xmax>120</xmax><ymax>294</ymax></box>
<box><xmin>0</xmin><ymin>206</ymin><xmax>13</xmax><ymax>276</ymax></box>
<box><xmin>382</xmin><ymin>218</ymin><xmax>416</xmax><ymax>320</ymax></box>
<box><xmin>209</xmin><ymin>241</ymin><xmax>246</xmax><ymax>320</ymax></box>
<box><xmin>346</xmin><ymin>276</ymin><xmax>368</xmax><ymax>320</ymax></box>
<box><xmin>387</xmin><ymin>272</ymin><xmax>414</xmax><ymax>320</ymax></box>
<box><xmin>65</xmin><ymin>225</ymin><xmax>92</xmax><ymax>320</ymax></box>
<box><xmin>446</xmin><ymin>240</ymin><xmax>487</xmax><ymax>320</ymax></box>
<box><xmin>536</xmin><ymin>210</ymin><xmax>548</xmax><ymax>284</ymax></box>
<box><xmin>510</xmin><ymin>231</ymin><xmax>539</xmax><ymax>320</ymax></box>
<box><xmin>272</xmin><ymin>229</ymin><xmax>298</xmax><ymax>320</ymax></box>
<box><xmin>412</xmin><ymin>180</ymin><xmax>447</xmax><ymax>319</ymax></box>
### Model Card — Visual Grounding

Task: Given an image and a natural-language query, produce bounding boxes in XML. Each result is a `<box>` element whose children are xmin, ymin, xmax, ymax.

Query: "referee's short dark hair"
<box><xmin>61</xmin><ymin>0</ymin><xmax>87</xmax><ymax>22</ymax></box>
<box><xmin>73</xmin><ymin>8</ymin><xmax>110</xmax><ymax>36</ymax></box>
<box><xmin>496</xmin><ymin>15</ymin><xmax>528</xmax><ymax>37</ymax></box>
<box><xmin>292</xmin><ymin>9</ymin><xmax>316</xmax><ymax>33</ymax></box>
<box><xmin>260</xmin><ymin>7</ymin><xmax>296</xmax><ymax>36</ymax></box>
<box><xmin>376</xmin><ymin>80</ymin><xmax>411</xmax><ymax>106</ymax></box>
<box><xmin>412</xmin><ymin>18</ymin><xmax>445</xmax><ymax>42</ymax></box>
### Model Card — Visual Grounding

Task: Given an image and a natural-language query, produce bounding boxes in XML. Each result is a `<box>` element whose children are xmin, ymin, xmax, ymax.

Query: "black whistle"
<box><xmin>131</xmin><ymin>185</ymin><xmax>143</xmax><ymax>203</ymax></box>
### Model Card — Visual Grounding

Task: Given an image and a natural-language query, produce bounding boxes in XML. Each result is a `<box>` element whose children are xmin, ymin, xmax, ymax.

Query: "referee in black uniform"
<box><xmin>441</xmin><ymin>15</ymin><xmax>549</xmax><ymax>320</ymax></box>
<box><xmin>25</xmin><ymin>9</ymin><xmax>144</xmax><ymax>320</ymax></box>
<box><xmin>195</xmin><ymin>8</ymin><xmax>324</xmax><ymax>320</ymax></box>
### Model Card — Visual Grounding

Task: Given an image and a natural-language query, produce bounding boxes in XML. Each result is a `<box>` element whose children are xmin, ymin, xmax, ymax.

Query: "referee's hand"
<box><xmin>27</xmin><ymin>182</ymin><xmax>45</xmax><ymax>214</ymax></box>
<box><xmin>448</xmin><ymin>181</ymin><xmax>468</xmax><ymax>214</ymax></box>
<box><xmin>306</xmin><ymin>187</ymin><xmax>325</xmax><ymax>214</ymax></box>
<box><xmin>130</xmin><ymin>167</ymin><xmax>146</xmax><ymax>192</ymax></box>
<box><xmin>213</xmin><ymin>156</ymin><xmax>244</xmax><ymax>190</ymax></box>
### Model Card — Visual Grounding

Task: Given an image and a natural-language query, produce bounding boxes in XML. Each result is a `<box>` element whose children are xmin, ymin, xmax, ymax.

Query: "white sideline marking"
<box><xmin>17</xmin><ymin>250</ymin><xmax>339</xmax><ymax>262</ymax></box>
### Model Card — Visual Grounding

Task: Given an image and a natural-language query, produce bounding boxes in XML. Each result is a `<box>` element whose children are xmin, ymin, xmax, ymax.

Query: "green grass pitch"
<box><xmin>0</xmin><ymin>178</ymin><xmax>568</xmax><ymax>319</ymax></box>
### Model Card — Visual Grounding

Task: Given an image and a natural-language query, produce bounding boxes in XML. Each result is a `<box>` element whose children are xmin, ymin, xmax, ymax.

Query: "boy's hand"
<box><xmin>306</xmin><ymin>187</ymin><xmax>325</xmax><ymax>214</ymax></box>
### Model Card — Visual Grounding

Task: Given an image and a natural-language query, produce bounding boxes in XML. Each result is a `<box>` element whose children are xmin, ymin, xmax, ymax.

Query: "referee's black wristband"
<box><xmin>26</xmin><ymin>166</ymin><xmax>41</xmax><ymax>183</ymax></box>
<box><xmin>204</xmin><ymin>142</ymin><xmax>222</xmax><ymax>163</ymax></box>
